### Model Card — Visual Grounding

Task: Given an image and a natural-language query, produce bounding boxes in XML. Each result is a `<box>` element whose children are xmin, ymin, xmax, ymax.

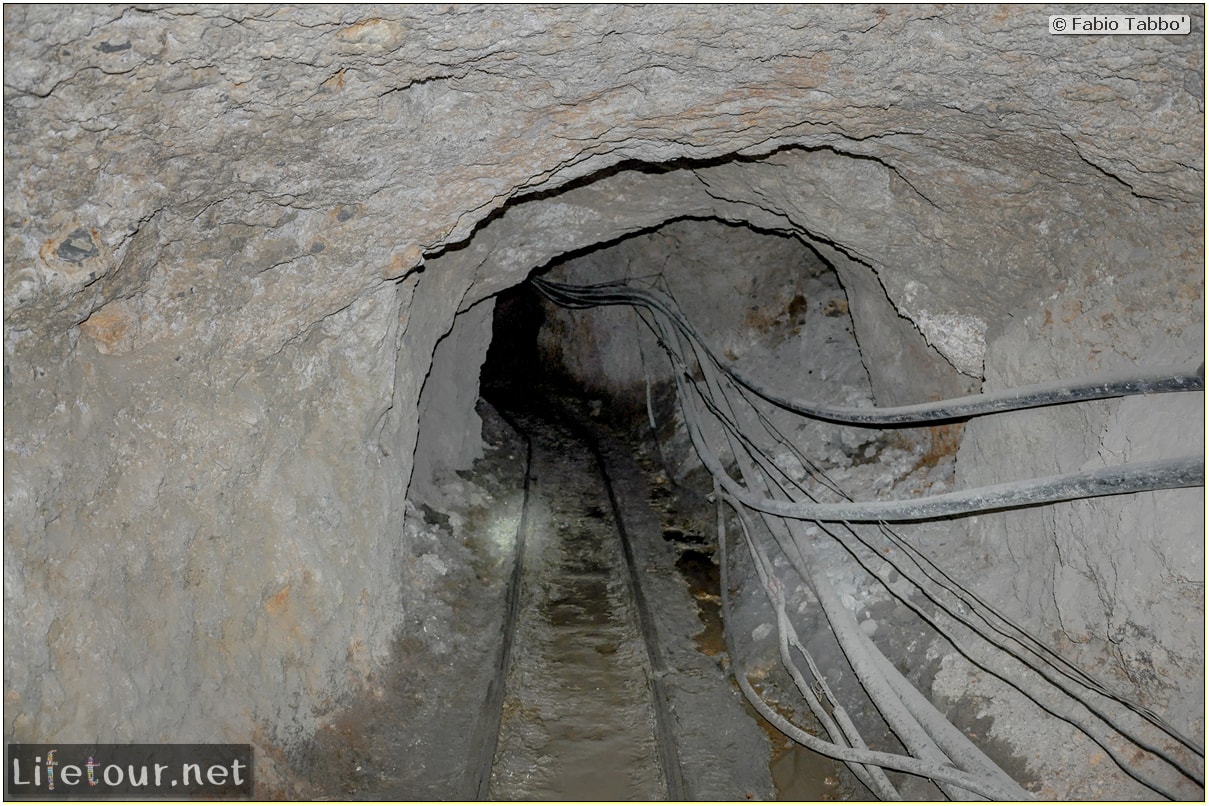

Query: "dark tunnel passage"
<box><xmin>479</xmin><ymin>282</ymin><xmax>548</xmax><ymax>406</ymax></box>
<box><xmin>468</xmin><ymin>220</ymin><xmax>888</xmax><ymax>800</ymax></box>
<box><xmin>390</xmin><ymin>213</ymin><xmax>1204</xmax><ymax>801</ymax></box>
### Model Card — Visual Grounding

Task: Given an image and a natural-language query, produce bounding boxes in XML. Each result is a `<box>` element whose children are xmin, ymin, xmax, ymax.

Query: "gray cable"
<box><xmin>691</xmin><ymin>350</ymin><xmax>1023</xmax><ymax>800</ymax></box>
<box><xmin>717</xmin><ymin>491</ymin><xmax>1034</xmax><ymax>801</ymax></box>
<box><xmin>691</xmin><ymin>349</ymin><xmax>1202</xmax><ymax>786</ymax></box>
<box><xmin>536</xmin><ymin>274</ymin><xmax>1205</xmax><ymax>798</ymax></box>
<box><xmin>686</xmin><ymin>343</ymin><xmax>1201</xmax><ymax>797</ymax></box>
<box><xmin>703</xmin><ymin>446</ymin><xmax>1202</xmax><ymax>524</ymax></box>
<box><xmin>655</xmin><ymin>283</ymin><xmax>1202</xmax><ymax>794</ymax></box>
<box><xmin>532</xmin><ymin>277</ymin><xmax>1204</xmax><ymax>426</ymax></box>
<box><xmin>722</xmin><ymin>488</ymin><xmax>903</xmax><ymax>800</ymax></box>
<box><xmin>679</xmin><ymin>340</ymin><xmax>1203</xmax><ymax>761</ymax></box>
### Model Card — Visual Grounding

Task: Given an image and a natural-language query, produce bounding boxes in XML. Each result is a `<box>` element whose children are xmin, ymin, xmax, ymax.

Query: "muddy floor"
<box><xmin>297</xmin><ymin>392</ymin><xmax>798</xmax><ymax>799</ymax></box>
<box><xmin>293</xmin><ymin>373</ymin><xmax>1036</xmax><ymax>801</ymax></box>
<box><xmin>486</xmin><ymin>407</ymin><xmax>667</xmax><ymax>800</ymax></box>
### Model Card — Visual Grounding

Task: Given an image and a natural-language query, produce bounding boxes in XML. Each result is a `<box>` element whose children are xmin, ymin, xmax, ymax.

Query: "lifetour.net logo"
<box><xmin>6</xmin><ymin>744</ymin><xmax>253</xmax><ymax>799</ymax></box>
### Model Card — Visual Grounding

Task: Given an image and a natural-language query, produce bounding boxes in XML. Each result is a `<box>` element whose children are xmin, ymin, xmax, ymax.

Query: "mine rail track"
<box><xmin>465</xmin><ymin>399</ymin><xmax>685</xmax><ymax>801</ymax></box>
<box><xmin>464</xmin><ymin>402</ymin><xmax>533</xmax><ymax>801</ymax></box>
<box><xmin>557</xmin><ymin>406</ymin><xmax>687</xmax><ymax>801</ymax></box>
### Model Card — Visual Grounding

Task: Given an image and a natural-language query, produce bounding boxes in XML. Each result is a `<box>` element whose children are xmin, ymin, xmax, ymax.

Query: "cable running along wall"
<box><xmin>533</xmin><ymin>276</ymin><xmax>1205</xmax><ymax>800</ymax></box>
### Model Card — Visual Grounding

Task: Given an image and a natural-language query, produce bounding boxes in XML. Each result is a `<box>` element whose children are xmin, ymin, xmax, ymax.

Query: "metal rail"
<box><xmin>465</xmin><ymin>404</ymin><xmax>533</xmax><ymax>801</ymax></box>
<box><xmin>467</xmin><ymin>400</ymin><xmax>686</xmax><ymax>800</ymax></box>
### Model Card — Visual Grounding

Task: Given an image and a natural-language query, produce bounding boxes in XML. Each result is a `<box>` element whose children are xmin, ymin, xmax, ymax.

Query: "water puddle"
<box><xmin>663</xmin><ymin>508</ymin><xmax>860</xmax><ymax>800</ymax></box>
<box><xmin>675</xmin><ymin>548</ymin><xmax>726</xmax><ymax>657</ymax></box>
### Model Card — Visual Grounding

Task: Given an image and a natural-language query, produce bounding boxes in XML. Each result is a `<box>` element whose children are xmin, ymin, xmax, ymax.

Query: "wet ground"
<box><xmin>297</xmin><ymin>393</ymin><xmax>783</xmax><ymax>799</ymax></box>
<box><xmin>292</xmin><ymin>381</ymin><xmax>1009</xmax><ymax>801</ymax></box>
<box><xmin>486</xmin><ymin>408</ymin><xmax>666</xmax><ymax>800</ymax></box>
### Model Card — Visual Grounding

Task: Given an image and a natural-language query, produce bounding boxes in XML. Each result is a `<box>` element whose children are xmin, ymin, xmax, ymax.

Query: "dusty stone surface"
<box><xmin>411</xmin><ymin>296</ymin><xmax>495</xmax><ymax>501</ymax></box>
<box><xmin>4</xmin><ymin>3</ymin><xmax>1203</xmax><ymax>794</ymax></box>
<box><xmin>951</xmin><ymin>260</ymin><xmax>1206</xmax><ymax>798</ymax></box>
<box><xmin>533</xmin><ymin>211</ymin><xmax>1203</xmax><ymax>798</ymax></box>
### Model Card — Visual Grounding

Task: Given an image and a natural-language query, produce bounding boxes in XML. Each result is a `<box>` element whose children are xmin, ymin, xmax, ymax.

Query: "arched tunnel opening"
<box><xmin>400</xmin><ymin>215</ymin><xmax>923</xmax><ymax>801</ymax></box>
<box><xmin>309</xmin><ymin>189</ymin><xmax>1203</xmax><ymax>800</ymax></box>
<box><xmin>5</xmin><ymin>7</ymin><xmax>1204</xmax><ymax>803</ymax></box>
<box><xmin>470</xmin><ymin>219</ymin><xmax>906</xmax><ymax>801</ymax></box>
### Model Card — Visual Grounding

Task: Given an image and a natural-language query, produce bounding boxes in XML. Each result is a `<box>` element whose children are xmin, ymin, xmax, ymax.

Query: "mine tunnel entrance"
<box><xmin>305</xmin><ymin>202</ymin><xmax>1202</xmax><ymax>801</ymax></box>
<box><xmin>354</xmin><ymin>213</ymin><xmax>1099</xmax><ymax>801</ymax></box>
<box><xmin>403</xmin><ymin>217</ymin><xmax>943</xmax><ymax>800</ymax></box>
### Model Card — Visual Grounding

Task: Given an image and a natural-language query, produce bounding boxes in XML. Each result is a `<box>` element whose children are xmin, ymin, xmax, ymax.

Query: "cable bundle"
<box><xmin>533</xmin><ymin>275</ymin><xmax>1205</xmax><ymax>800</ymax></box>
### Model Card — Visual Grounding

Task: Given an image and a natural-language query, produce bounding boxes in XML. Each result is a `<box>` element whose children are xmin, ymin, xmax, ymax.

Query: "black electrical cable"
<box><xmin>686</xmin><ymin>357</ymin><xmax>1201</xmax><ymax>797</ymax></box>
<box><xmin>608</xmin><ymin>282</ymin><xmax>1203</xmax><ymax>523</ymax></box>
<box><xmin>728</xmin><ymin>356</ymin><xmax>1205</xmax><ymax>426</ymax></box>
<box><xmin>535</xmin><ymin>274</ymin><xmax>1206</xmax><ymax>798</ymax></box>
<box><xmin>696</xmin><ymin>360</ymin><xmax>1202</xmax><ymax>763</ymax></box>
<box><xmin>685</xmin><ymin>400</ymin><xmax>1202</xmax><ymax>523</ymax></box>
<box><xmin>708</xmin><ymin>324</ymin><xmax>1200</xmax><ymax>793</ymax></box>
<box><xmin>658</xmin><ymin>349</ymin><xmax>1201</xmax><ymax>527</ymax></box>
<box><xmin>665</xmin><ymin>326</ymin><xmax>1203</xmax><ymax>762</ymax></box>
<box><xmin>532</xmin><ymin>277</ymin><xmax>1204</xmax><ymax>426</ymax></box>
<box><xmin>682</xmin><ymin>343</ymin><xmax>1025</xmax><ymax>800</ymax></box>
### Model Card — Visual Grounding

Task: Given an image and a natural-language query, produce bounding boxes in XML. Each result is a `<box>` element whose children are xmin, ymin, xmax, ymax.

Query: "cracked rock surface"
<box><xmin>4</xmin><ymin>4</ymin><xmax>1203</xmax><ymax>795</ymax></box>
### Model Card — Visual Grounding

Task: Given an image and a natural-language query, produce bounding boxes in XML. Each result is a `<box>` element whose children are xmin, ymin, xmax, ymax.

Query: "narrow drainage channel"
<box><xmin>638</xmin><ymin>446</ymin><xmax>864</xmax><ymax>801</ymax></box>
<box><xmin>665</xmin><ymin>534</ymin><xmax>863</xmax><ymax>801</ymax></box>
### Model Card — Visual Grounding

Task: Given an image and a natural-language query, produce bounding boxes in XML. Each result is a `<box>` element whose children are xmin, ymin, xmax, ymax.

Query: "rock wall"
<box><xmin>411</xmin><ymin>297</ymin><xmax>495</xmax><ymax>503</ymax></box>
<box><xmin>4</xmin><ymin>4</ymin><xmax>1202</xmax><ymax>792</ymax></box>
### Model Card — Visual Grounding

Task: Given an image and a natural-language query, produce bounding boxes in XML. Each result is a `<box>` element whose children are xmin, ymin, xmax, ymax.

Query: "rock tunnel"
<box><xmin>3</xmin><ymin>5</ymin><xmax>1205</xmax><ymax>800</ymax></box>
